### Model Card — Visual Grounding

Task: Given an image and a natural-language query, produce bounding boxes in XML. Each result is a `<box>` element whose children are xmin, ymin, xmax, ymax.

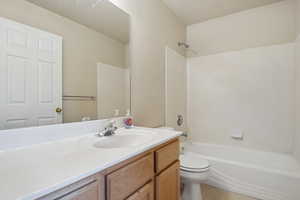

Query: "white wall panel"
<box><xmin>188</xmin><ymin>43</ymin><xmax>295</xmax><ymax>153</ymax></box>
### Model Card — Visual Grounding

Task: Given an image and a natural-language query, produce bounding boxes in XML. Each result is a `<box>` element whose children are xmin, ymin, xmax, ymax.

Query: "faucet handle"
<box><xmin>182</xmin><ymin>132</ymin><xmax>188</xmax><ymax>138</ymax></box>
<box><xmin>109</xmin><ymin>120</ymin><xmax>117</xmax><ymax>127</ymax></box>
<box><xmin>97</xmin><ymin>129</ymin><xmax>106</xmax><ymax>137</ymax></box>
<box><xmin>96</xmin><ymin>120</ymin><xmax>118</xmax><ymax>137</ymax></box>
<box><xmin>108</xmin><ymin>120</ymin><xmax>114</xmax><ymax>125</ymax></box>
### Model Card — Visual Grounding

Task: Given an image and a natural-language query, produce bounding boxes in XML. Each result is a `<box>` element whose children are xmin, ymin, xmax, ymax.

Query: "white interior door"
<box><xmin>97</xmin><ymin>63</ymin><xmax>129</xmax><ymax>119</ymax></box>
<box><xmin>0</xmin><ymin>18</ymin><xmax>62</xmax><ymax>130</ymax></box>
<box><xmin>165</xmin><ymin>47</ymin><xmax>187</xmax><ymax>131</ymax></box>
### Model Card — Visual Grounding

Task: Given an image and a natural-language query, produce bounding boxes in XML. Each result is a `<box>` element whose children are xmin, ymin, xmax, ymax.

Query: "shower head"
<box><xmin>178</xmin><ymin>42</ymin><xmax>190</xmax><ymax>49</ymax></box>
<box><xmin>178</xmin><ymin>42</ymin><xmax>198</xmax><ymax>56</ymax></box>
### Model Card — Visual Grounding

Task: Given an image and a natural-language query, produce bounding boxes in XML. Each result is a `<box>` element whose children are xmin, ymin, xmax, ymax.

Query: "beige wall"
<box><xmin>110</xmin><ymin>0</ymin><xmax>186</xmax><ymax>127</ymax></box>
<box><xmin>201</xmin><ymin>184</ymin><xmax>258</xmax><ymax>200</ymax></box>
<box><xmin>165</xmin><ymin>47</ymin><xmax>187</xmax><ymax>132</ymax></box>
<box><xmin>187</xmin><ymin>0</ymin><xmax>296</xmax><ymax>57</ymax></box>
<box><xmin>0</xmin><ymin>0</ymin><xmax>126</xmax><ymax>123</ymax></box>
<box><xmin>297</xmin><ymin>0</ymin><xmax>300</xmax><ymax>35</ymax></box>
<box><xmin>295</xmin><ymin>0</ymin><xmax>300</xmax><ymax>161</ymax></box>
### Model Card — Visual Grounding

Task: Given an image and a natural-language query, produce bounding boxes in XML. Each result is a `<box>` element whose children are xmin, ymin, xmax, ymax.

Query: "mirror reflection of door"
<box><xmin>0</xmin><ymin>18</ymin><xmax>62</xmax><ymax>130</ymax></box>
<box><xmin>97</xmin><ymin>63</ymin><xmax>130</xmax><ymax>119</ymax></box>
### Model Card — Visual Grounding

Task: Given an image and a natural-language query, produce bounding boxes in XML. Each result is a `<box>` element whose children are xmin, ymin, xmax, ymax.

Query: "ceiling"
<box><xmin>162</xmin><ymin>0</ymin><xmax>283</xmax><ymax>25</ymax></box>
<box><xmin>26</xmin><ymin>0</ymin><xmax>130</xmax><ymax>43</ymax></box>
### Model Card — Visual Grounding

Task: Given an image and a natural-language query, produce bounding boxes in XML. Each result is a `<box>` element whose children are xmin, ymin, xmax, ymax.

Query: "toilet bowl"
<box><xmin>180</xmin><ymin>153</ymin><xmax>210</xmax><ymax>200</ymax></box>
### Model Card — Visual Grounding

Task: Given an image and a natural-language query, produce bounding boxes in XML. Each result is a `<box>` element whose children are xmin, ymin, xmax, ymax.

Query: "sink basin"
<box><xmin>94</xmin><ymin>134</ymin><xmax>153</xmax><ymax>149</ymax></box>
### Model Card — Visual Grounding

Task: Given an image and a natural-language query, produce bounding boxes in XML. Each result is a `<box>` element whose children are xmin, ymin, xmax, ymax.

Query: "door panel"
<box><xmin>37</xmin><ymin>117</ymin><xmax>58</xmax><ymax>126</ymax></box>
<box><xmin>0</xmin><ymin>19</ymin><xmax>36</xmax><ymax>129</ymax></box>
<box><xmin>0</xmin><ymin>17</ymin><xmax>62</xmax><ymax>130</ymax></box>
<box><xmin>7</xmin><ymin>55</ymin><xmax>28</xmax><ymax>104</ymax></box>
<box><xmin>38</xmin><ymin>61</ymin><xmax>54</xmax><ymax>103</ymax></box>
<box><xmin>38</xmin><ymin>36</ymin><xmax>56</xmax><ymax>61</ymax></box>
<box><xmin>35</xmin><ymin>29</ymin><xmax>62</xmax><ymax>126</ymax></box>
<box><xmin>6</xmin><ymin>26</ymin><xmax>33</xmax><ymax>58</ymax></box>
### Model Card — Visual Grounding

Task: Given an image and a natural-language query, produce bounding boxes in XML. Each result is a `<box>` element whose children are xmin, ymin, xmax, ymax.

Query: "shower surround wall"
<box><xmin>295</xmin><ymin>37</ymin><xmax>300</xmax><ymax>161</ymax></box>
<box><xmin>187</xmin><ymin>0</ymin><xmax>297</xmax><ymax>154</ymax></box>
<box><xmin>295</xmin><ymin>0</ymin><xmax>300</xmax><ymax>161</ymax></box>
<box><xmin>188</xmin><ymin>43</ymin><xmax>295</xmax><ymax>153</ymax></box>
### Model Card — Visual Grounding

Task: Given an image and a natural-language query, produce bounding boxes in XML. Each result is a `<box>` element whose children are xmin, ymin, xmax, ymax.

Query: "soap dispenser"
<box><xmin>124</xmin><ymin>109</ymin><xmax>133</xmax><ymax>129</ymax></box>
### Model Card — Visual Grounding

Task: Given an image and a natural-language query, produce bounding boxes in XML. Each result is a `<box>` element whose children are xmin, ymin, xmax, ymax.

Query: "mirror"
<box><xmin>0</xmin><ymin>0</ymin><xmax>130</xmax><ymax>130</ymax></box>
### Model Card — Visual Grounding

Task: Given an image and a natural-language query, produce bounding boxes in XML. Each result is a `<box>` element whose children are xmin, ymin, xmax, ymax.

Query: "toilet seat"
<box><xmin>181</xmin><ymin>166</ymin><xmax>209</xmax><ymax>172</ymax></box>
<box><xmin>180</xmin><ymin>154</ymin><xmax>210</xmax><ymax>173</ymax></box>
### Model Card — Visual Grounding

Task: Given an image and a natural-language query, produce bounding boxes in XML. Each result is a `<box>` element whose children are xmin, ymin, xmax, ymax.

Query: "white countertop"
<box><xmin>0</xmin><ymin>127</ymin><xmax>181</xmax><ymax>200</ymax></box>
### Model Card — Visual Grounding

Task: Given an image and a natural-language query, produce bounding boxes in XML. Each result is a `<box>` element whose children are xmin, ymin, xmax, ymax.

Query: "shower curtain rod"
<box><xmin>62</xmin><ymin>95</ymin><xmax>96</xmax><ymax>101</ymax></box>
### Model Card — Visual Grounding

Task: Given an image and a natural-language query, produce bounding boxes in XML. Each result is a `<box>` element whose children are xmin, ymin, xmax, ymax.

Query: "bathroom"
<box><xmin>0</xmin><ymin>0</ymin><xmax>300</xmax><ymax>200</ymax></box>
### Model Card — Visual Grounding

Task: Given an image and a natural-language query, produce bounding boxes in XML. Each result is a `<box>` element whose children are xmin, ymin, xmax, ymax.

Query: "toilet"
<box><xmin>180</xmin><ymin>153</ymin><xmax>210</xmax><ymax>200</ymax></box>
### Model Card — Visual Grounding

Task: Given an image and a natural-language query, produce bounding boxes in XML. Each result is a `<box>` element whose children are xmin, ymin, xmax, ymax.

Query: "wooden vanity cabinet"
<box><xmin>38</xmin><ymin>138</ymin><xmax>180</xmax><ymax>200</ymax></box>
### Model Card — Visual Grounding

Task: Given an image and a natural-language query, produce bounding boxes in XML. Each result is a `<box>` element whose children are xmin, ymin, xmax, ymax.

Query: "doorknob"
<box><xmin>56</xmin><ymin>107</ymin><xmax>63</xmax><ymax>113</ymax></box>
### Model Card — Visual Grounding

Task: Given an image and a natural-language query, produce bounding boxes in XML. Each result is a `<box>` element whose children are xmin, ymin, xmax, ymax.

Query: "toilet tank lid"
<box><xmin>180</xmin><ymin>154</ymin><xmax>209</xmax><ymax>169</ymax></box>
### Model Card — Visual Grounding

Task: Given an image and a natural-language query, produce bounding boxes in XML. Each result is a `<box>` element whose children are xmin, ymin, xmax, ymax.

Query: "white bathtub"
<box><xmin>184</xmin><ymin>142</ymin><xmax>300</xmax><ymax>200</ymax></box>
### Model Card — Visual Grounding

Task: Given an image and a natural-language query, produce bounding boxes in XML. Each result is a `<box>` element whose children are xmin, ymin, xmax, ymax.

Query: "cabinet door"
<box><xmin>156</xmin><ymin>161</ymin><xmax>180</xmax><ymax>200</ymax></box>
<box><xmin>127</xmin><ymin>181</ymin><xmax>154</xmax><ymax>200</ymax></box>
<box><xmin>155</xmin><ymin>140</ymin><xmax>179</xmax><ymax>173</ymax></box>
<box><xmin>38</xmin><ymin>175</ymin><xmax>105</xmax><ymax>200</ymax></box>
<box><xmin>58</xmin><ymin>181</ymin><xmax>101</xmax><ymax>200</ymax></box>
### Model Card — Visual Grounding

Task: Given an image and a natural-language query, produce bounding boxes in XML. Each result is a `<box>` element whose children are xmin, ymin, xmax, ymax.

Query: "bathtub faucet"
<box><xmin>182</xmin><ymin>132</ymin><xmax>188</xmax><ymax>138</ymax></box>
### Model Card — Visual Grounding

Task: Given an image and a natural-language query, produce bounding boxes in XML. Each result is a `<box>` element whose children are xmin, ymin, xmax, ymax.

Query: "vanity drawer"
<box><xmin>106</xmin><ymin>153</ymin><xmax>154</xmax><ymax>200</ymax></box>
<box><xmin>155</xmin><ymin>140</ymin><xmax>179</xmax><ymax>173</ymax></box>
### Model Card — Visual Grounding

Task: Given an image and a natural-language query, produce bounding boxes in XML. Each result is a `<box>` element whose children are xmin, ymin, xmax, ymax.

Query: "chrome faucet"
<box><xmin>97</xmin><ymin>120</ymin><xmax>118</xmax><ymax>137</ymax></box>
